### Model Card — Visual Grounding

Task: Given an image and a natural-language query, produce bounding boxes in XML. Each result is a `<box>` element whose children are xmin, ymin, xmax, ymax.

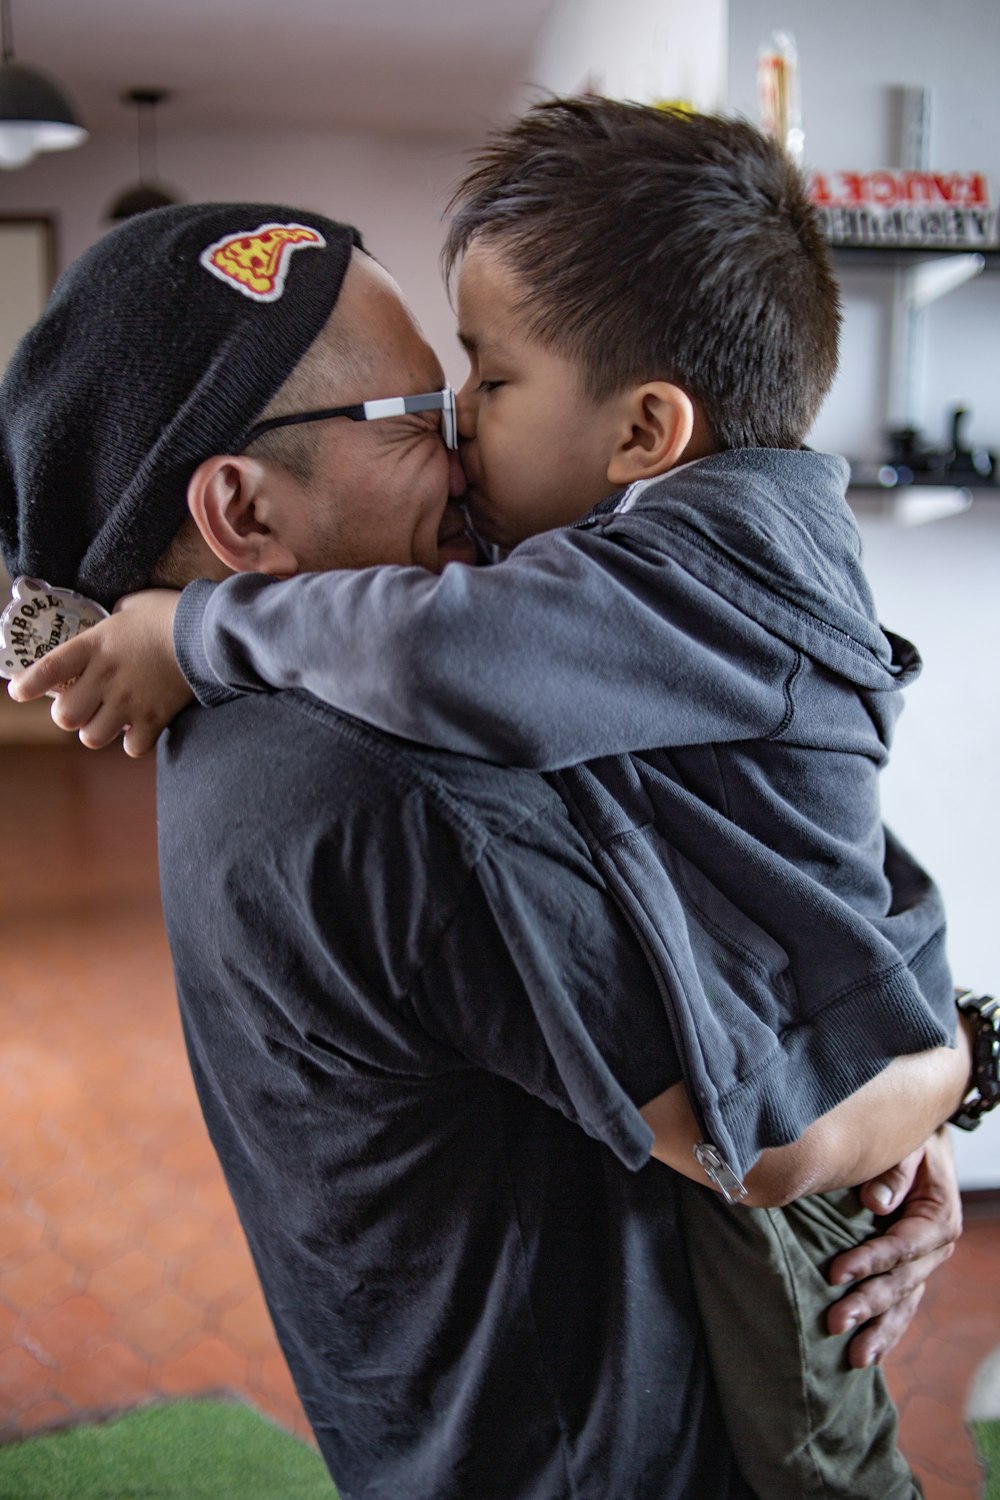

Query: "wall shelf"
<box><xmin>831</xmin><ymin>245</ymin><xmax>1000</xmax><ymax>271</ymax></box>
<box><xmin>846</xmin><ymin>485</ymin><xmax>978</xmax><ymax>528</ymax></box>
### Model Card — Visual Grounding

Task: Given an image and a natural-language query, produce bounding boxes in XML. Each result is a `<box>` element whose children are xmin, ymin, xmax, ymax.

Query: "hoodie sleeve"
<box><xmin>173</xmin><ymin>519</ymin><xmax>796</xmax><ymax>771</ymax></box>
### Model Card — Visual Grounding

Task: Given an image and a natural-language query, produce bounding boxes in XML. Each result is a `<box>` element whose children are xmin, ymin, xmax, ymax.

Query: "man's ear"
<box><xmin>605</xmin><ymin>383</ymin><xmax>702</xmax><ymax>487</ymax></box>
<box><xmin>186</xmin><ymin>455</ymin><xmax>299</xmax><ymax>576</ymax></box>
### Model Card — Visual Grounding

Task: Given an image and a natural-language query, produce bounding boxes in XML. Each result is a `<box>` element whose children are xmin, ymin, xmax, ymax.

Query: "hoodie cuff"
<box><xmin>174</xmin><ymin>579</ymin><xmax>239</xmax><ymax>707</ymax></box>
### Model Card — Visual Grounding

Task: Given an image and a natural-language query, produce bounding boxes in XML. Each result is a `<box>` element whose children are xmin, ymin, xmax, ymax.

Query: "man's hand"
<box><xmin>7</xmin><ymin>589</ymin><xmax>191</xmax><ymax>756</ymax></box>
<box><xmin>826</xmin><ymin>1127</ymin><xmax>961</xmax><ymax>1368</ymax></box>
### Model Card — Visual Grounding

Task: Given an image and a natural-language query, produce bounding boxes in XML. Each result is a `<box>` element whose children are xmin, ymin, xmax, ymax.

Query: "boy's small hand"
<box><xmin>825</xmin><ymin>1127</ymin><xmax>961</xmax><ymax>1367</ymax></box>
<box><xmin>7</xmin><ymin>588</ymin><xmax>192</xmax><ymax>756</ymax></box>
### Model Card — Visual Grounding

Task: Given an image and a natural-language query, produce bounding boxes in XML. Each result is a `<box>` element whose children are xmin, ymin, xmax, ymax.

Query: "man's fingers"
<box><xmin>828</xmin><ymin>1241</ymin><xmax>953</xmax><ymax>1332</ymax></box>
<box><xmin>830</xmin><ymin>1211</ymin><xmax>958</xmax><ymax>1285</ymax></box>
<box><xmin>841</xmin><ymin>1287</ymin><xmax>926</xmax><ymax>1370</ymax></box>
<box><xmin>824</xmin><ymin>1129</ymin><xmax>962</xmax><ymax>1368</ymax></box>
<box><xmin>7</xmin><ymin>637</ymin><xmax>91</xmax><ymax>700</ymax></box>
<box><xmin>857</xmin><ymin>1147</ymin><xmax>923</xmax><ymax>1215</ymax></box>
<box><xmin>831</xmin><ymin>1132</ymin><xmax>962</xmax><ymax>1288</ymax></box>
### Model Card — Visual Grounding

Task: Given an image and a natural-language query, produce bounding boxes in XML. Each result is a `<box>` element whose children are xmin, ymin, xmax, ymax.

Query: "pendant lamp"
<box><xmin>0</xmin><ymin>0</ymin><xmax>87</xmax><ymax>169</ymax></box>
<box><xmin>107</xmin><ymin>88</ymin><xmax>181</xmax><ymax>221</ymax></box>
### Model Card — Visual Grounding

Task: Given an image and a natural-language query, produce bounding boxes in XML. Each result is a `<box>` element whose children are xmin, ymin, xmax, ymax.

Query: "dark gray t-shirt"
<box><xmin>157</xmin><ymin>689</ymin><xmax>752</xmax><ymax>1500</ymax></box>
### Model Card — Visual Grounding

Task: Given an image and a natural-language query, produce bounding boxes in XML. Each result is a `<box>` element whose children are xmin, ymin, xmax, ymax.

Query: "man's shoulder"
<box><xmin>584</xmin><ymin>449</ymin><xmax>893</xmax><ymax>669</ymax></box>
<box><xmin>158</xmin><ymin>687</ymin><xmax>567</xmax><ymax>854</ymax></box>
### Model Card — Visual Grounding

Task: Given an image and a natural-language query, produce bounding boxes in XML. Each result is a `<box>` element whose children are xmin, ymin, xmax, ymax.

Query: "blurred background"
<box><xmin>0</xmin><ymin>3</ymin><xmax>997</xmax><ymax>1495</ymax></box>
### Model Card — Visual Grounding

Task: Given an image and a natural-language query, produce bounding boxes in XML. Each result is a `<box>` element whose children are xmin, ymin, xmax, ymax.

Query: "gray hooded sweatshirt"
<box><xmin>175</xmin><ymin>447</ymin><xmax>954</xmax><ymax>1181</ymax></box>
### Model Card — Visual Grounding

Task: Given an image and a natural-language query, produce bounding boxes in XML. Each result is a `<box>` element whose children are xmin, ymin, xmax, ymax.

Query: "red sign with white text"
<box><xmin>809</xmin><ymin>170</ymin><xmax>997</xmax><ymax>249</ymax></box>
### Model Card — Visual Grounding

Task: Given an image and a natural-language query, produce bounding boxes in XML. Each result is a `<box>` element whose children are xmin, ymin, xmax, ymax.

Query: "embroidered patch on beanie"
<box><xmin>199</xmin><ymin>223</ymin><xmax>327</xmax><ymax>302</ymax></box>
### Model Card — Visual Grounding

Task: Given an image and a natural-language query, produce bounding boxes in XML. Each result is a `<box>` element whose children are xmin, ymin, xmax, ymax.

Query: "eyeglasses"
<box><xmin>243</xmin><ymin>387</ymin><xmax>457</xmax><ymax>451</ymax></box>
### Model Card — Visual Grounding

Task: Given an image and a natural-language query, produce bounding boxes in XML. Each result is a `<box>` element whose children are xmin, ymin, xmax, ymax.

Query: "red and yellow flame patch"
<box><xmin>199</xmin><ymin>222</ymin><xmax>326</xmax><ymax>301</ymax></box>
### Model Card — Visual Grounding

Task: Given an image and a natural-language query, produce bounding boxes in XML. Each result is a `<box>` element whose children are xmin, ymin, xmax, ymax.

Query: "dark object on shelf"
<box><xmin>947</xmin><ymin>407</ymin><xmax>997</xmax><ymax>481</ymax></box>
<box><xmin>851</xmin><ymin>406</ymin><xmax>997</xmax><ymax>489</ymax></box>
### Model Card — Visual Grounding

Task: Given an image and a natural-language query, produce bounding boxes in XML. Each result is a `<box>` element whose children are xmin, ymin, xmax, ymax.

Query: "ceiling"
<box><xmin>16</xmin><ymin>0</ymin><xmax>560</xmax><ymax>139</ymax></box>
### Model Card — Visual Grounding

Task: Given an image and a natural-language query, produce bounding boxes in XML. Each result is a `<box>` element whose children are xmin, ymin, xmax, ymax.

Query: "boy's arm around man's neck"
<box><xmin>641</xmin><ymin>1018</ymin><xmax>972</xmax><ymax>1209</ymax></box>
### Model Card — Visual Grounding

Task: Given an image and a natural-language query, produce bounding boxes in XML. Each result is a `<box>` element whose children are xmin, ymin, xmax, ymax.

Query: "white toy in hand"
<box><xmin>1</xmin><ymin>576</ymin><xmax>109</xmax><ymax>680</ymax></box>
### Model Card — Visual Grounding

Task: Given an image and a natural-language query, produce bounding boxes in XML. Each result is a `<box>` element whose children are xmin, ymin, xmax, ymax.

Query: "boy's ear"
<box><xmin>605</xmin><ymin>382</ymin><xmax>702</xmax><ymax>486</ymax></box>
<box><xmin>186</xmin><ymin>455</ymin><xmax>299</xmax><ymax>577</ymax></box>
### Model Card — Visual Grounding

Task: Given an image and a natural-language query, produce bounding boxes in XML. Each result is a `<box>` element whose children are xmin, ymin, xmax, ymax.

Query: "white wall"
<box><xmin>853</xmin><ymin>500</ymin><xmax>1000</xmax><ymax>1186</ymax></box>
<box><xmin>730</xmin><ymin>1</ymin><xmax>1000</xmax><ymax>1187</ymax></box>
<box><xmin>516</xmin><ymin>0</ymin><xmax>727</xmax><ymax>112</ymax></box>
<box><xmin>0</xmin><ymin>123</ymin><xmax>475</xmax><ymax>383</ymax></box>
<box><xmin>0</xmin><ymin>0</ymin><xmax>731</xmax><ymax>377</ymax></box>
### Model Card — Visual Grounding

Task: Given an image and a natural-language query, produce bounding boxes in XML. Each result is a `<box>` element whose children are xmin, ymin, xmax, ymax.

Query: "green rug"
<box><xmin>3</xmin><ymin>1405</ymin><xmax>994</xmax><ymax>1500</ymax></box>
<box><xmin>0</xmin><ymin>1399</ymin><xmax>338</xmax><ymax>1500</ymax></box>
<box><xmin>975</xmin><ymin>1419</ymin><xmax>1000</xmax><ymax>1500</ymax></box>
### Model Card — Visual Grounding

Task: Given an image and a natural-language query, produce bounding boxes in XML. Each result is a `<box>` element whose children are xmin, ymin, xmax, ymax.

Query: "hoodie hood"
<box><xmin>617</xmin><ymin>449</ymin><xmax>918</xmax><ymax>692</ymax></box>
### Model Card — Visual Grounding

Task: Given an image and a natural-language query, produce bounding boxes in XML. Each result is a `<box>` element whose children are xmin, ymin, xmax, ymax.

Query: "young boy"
<box><xmin>9</xmin><ymin>105</ymin><xmax>981</xmax><ymax>1498</ymax></box>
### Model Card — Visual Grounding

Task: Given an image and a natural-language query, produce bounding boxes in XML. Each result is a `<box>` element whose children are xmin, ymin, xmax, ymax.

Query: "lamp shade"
<box><xmin>105</xmin><ymin>88</ymin><xmax>181</xmax><ymax>221</ymax></box>
<box><xmin>0</xmin><ymin>59</ymin><xmax>87</xmax><ymax>169</ymax></box>
<box><xmin>107</xmin><ymin>182</ymin><xmax>178</xmax><ymax>220</ymax></box>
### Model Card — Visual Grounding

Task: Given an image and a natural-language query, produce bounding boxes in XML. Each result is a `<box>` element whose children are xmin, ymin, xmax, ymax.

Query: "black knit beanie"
<box><xmin>0</xmin><ymin>203</ymin><xmax>364</xmax><ymax>609</ymax></box>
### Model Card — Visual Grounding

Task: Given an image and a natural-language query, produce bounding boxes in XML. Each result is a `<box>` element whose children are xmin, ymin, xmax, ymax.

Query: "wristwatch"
<box><xmin>949</xmin><ymin>989</ymin><xmax>1000</xmax><ymax>1131</ymax></box>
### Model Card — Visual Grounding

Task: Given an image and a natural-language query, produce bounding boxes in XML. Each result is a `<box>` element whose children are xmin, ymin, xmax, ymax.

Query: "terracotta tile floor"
<box><xmin>1</xmin><ymin>739</ymin><xmax>998</xmax><ymax>1498</ymax></box>
<box><xmin>0</xmin><ymin>742</ymin><xmax>310</xmax><ymax>1447</ymax></box>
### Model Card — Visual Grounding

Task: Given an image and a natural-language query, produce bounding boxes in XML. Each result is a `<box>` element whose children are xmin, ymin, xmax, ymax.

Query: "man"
<box><xmin>0</xmin><ymin>203</ymin><xmax>971</xmax><ymax>1499</ymax></box>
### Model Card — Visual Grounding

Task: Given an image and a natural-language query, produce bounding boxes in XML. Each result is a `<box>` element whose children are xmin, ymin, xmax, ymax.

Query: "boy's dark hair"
<box><xmin>443</xmin><ymin>97</ymin><xmax>841</xmax><ymax>450</ymax></box>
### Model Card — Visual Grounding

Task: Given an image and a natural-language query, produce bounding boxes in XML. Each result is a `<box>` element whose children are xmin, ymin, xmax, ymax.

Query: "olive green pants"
<box><xmin>679</xmin><ymin>1180</ymin><xmax>923</xmax><ymax>1500</ymax></box>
